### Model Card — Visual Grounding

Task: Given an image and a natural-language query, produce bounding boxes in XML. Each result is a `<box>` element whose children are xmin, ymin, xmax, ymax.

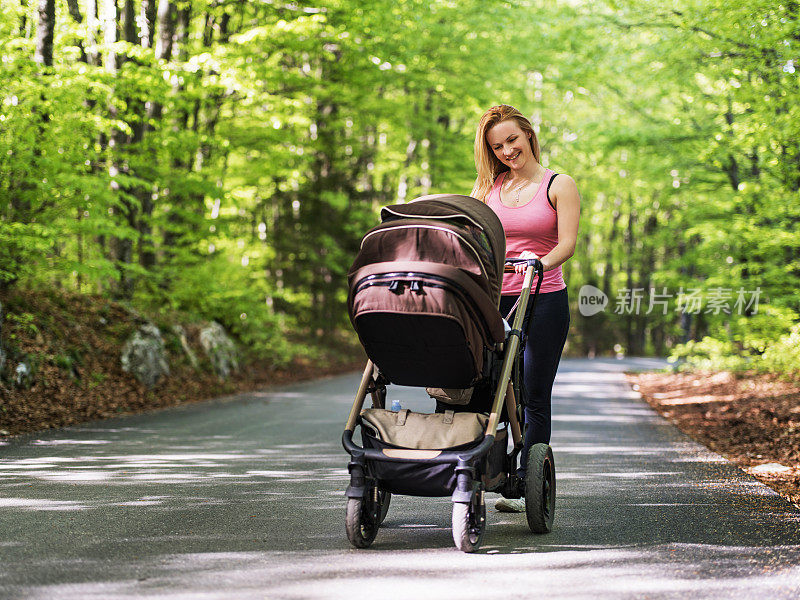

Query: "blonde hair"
<box><xmin>471</xmin><ymin>104</ymin><xmax>541</xmax><ymax>201</ymax></box>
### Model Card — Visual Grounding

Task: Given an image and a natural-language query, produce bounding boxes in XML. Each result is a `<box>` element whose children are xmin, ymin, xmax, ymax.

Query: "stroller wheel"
<box><xmin>525</xmin><ymin>443</ymin><xmax>556</xmax><ymax>534</ymax></box>
<box><xmin>452</xmin><ymin>490</ymin><xmax>486</xmax><ymax>553</ymax></box>
<box><xmin>345</xmin><ymin>496</ymin><xmax>379</xmax><ymax>548</ymax></box>
<box><xmin>378</xmin><ymin>490</ymin><xmax>391</xmax><ymax>525</ymax></box>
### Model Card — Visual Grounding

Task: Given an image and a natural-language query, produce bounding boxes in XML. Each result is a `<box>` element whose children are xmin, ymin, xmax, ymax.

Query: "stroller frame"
<box><xmin>342</xmin><ymin>260</ymin><xmax>554</xmax><ymax>552</ymax></box>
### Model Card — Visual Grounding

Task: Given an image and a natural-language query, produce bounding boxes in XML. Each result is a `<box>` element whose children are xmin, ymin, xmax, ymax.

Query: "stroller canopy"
<box><xmin>347</xmin><ymin>194</ymin><xmax>507</xmax><ymax>388</ymax></box>
<box><xmin>378</xmin><ymin>194</ymin><xmax>506</xmax><ymax>304</ymax></box>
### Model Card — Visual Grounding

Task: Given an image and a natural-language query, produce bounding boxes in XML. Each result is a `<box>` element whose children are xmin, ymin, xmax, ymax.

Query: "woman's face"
<box><xmin>486</xmin><ymin>119</ymin><xmax>533</xmax><ymax>171</ymax></box>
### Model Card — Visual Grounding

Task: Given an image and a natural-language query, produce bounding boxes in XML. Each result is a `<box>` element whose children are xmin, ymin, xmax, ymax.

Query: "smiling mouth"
<box><xmin>506</xmin><ymin>151</ymin><xmax>521</xmax><ymax>161</ymax></box>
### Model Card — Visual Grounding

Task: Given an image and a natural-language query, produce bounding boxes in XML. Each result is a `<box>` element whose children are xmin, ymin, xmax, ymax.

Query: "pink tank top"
<box><xmin>486</xmin><ymin>169</ymin><xmax>566</xmax><ymax>295</ymax></box>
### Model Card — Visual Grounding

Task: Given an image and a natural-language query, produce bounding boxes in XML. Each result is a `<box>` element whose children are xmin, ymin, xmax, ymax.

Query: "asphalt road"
<box><xmin>1</xmin><ymin>357</ymin><xmax>799</xmax><ymax>599</ymax></box>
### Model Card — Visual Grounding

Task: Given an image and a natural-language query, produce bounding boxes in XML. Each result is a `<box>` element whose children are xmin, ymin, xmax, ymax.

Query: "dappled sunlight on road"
<box><xmin>553</xmin><ymin>414</ymin><xmax>658</xmax><ymax>423</ymax></box>
<box><xmin>7</xmin><ymin>544</ymin><xmax>800</xmax><ymax>600</ymax></box>
<box><xmin>0</xmin><ymin>445</ymin><xmax>346</xmax><ymax>490</ymax></box>
<box><xmin>31</xmin><ymin>439</ymin><xmax>113</xmax><ymax>446</ymax></box>
<box><xmin>0</xmin><ymin>498</ymin><xmax>91</xmax><ymax>511</ymax></box>
<box><xmin>0</xmin><ymin>361</ymin><xmax>798</xmax><ymax>598</ymax></box>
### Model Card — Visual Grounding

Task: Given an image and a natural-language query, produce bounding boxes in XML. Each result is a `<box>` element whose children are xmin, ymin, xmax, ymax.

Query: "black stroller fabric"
<box><xmin>361</xmin><ymin>434</ymin><xmax>481</xmax><ymax>496</ymax></box>
<box><xmin>360</xmin><ymin>426</ymin><xmax>509</xmax><ymax>496</ymax></box>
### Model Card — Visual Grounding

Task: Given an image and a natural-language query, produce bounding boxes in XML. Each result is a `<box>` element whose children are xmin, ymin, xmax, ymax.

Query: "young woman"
<box><xmin>472</xmin><ymin>104</ymin><xmax>580</xmax><ymax>512</ymax></box>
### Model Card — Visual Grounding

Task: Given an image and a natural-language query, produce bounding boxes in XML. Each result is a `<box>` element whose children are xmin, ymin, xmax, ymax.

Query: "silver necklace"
<box><xmin>508</xmin><ymin>177</ymin><xmax>530</xmax><ymax>205</ymax></box>
<box><xmin>514</xmin><ymin>184</ymin><xmax>524</xmax><ymax>204</ymax></box>
<box><xmin>507</xmin><ymin>168</ymin><xmax>544</xmax><ymax>205</ymax></box>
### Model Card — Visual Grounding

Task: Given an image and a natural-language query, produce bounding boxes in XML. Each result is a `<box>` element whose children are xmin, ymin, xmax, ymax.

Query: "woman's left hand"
<box><xmin>515</xmin><ymin>250</ymin><xmax>539</xmax><ymax>273</ymax></box>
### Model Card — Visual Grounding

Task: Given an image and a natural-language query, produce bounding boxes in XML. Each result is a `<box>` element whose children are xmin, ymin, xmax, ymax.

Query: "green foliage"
<box><xmin>671</xmin><ymin>321</ymin><xmax>800</xmax><ymax>380</ymax></box>
<box><xmin>165</xmin><ymin>252</ymin><xmax>297</xmax><ymax>366</ymax></box>
<box><xmin>162</xmin><ymin>332</ymin><xmax>184</xmax><ymax>357</ymax></box>
<box><xmin>87</xmin><ymin>371</ymin><xmax>108</xmax><ymax>389</ymax></box>
<box><xmin>531</xmin><ymin>0</ymin><xmax>800</xmax><ymax>376</ymax></box>
<box><xmin>0</xmin><ymin>0</ymin><xmax>798</xmax><ymax>377</ymax></box>
<box><xmin>5</xmin><ymin>312</ymin><xmax>39</xmax><ymax>337</ymax></box>
<box><xmin>760</xmin><ymin>325</ymin><xmax>800</xmax><ymax>380</ymax></box>
<box><xmin>669</xmin><ymin>337</ymin><xmax>752</xmax><ymax>372</ymax></box>
<box><xmin>52</xmin><ymin>350</ymin><xmax>83</xmax><ymax>379</ymax></box>
<box><xmin>53</xmin><ymin>354</ymin><xmax>73</xmax><ymax>371</ymax></box>
<box><xmin>726</xmin><ymin>306</ymin><xmax>800</xmax><ymax>355</ymax></box>
<box><xmin>1</xmin><ymin>0</ymin><xmax>530</xmax><ymax>364</ymax></box>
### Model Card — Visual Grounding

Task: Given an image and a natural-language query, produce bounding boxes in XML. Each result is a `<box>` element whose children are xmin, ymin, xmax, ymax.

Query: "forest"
<box><xmin>2</xmin><ymin>0</ymin><xmax>799</xmax><ymax>376</ymax></box>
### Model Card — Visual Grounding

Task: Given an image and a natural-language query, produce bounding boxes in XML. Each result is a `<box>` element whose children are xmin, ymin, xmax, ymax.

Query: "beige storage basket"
<box><xmin>360</xmin><ymin>408</ymin><xmax>487</xmax><ymax>450</ymax></box>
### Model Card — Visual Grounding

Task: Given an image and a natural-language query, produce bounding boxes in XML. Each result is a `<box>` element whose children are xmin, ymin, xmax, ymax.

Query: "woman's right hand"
<box><xmin>513</xmin><ymin>251</ymin><xmax>539</xmax><ymax>274</ymax></box>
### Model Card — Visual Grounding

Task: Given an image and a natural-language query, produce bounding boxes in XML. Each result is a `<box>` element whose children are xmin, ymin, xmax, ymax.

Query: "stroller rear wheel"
<box><xmin>452</xmin><ymin>487</ymin><xmax>486</xmax><ymax>553</ymax></box>
<box><xmin>378</xmin><ymin>490</ymin><xmax>391</xmax><ymax>525</ymax></box>
<box><xmin>525</xmin><ymin>443</ymin><xmax>555</xmax><ymax>533</ymax></box>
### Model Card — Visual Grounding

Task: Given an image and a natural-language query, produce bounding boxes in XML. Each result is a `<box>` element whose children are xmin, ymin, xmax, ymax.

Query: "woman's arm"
<box><xmin>517</xmin><ymin>175</ymin><xmax>580</xmax><ymax>273</ymax></box>
<box><xmin>542</xmin><ymin>174</ymin><xmax>580</xmax><ymax>271</ymax></box>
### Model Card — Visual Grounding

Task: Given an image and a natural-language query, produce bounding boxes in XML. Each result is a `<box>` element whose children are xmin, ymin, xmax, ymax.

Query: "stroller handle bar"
<box><xmin>503</xmin><ymin>257</ymin><xmax>544</xmax><ymax>274</ymax></box>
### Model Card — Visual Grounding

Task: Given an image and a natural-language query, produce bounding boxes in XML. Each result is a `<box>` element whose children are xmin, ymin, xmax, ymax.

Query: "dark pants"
<box><xmin>499</xmin><ymin>289</ymin><xmax>569</xmax><ymax>476</ymax></box>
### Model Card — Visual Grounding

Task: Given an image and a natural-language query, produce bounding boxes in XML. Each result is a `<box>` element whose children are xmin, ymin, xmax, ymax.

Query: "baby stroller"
<box><xmin>342</xmin><ymin>194</ymin><xmax>555</xmax><ymax>552</ymax></box>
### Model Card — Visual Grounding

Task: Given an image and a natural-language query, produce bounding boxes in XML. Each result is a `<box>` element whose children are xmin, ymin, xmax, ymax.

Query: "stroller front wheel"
<box><xmin>452</xmin><ymin>490</ymin><xmax>486</xmax><ymax>553</ymax></box>
<box><xmin>345</xmin><ymin>497</ymin><xmax>379</xmax><ymax>548</ymax></box>
<box><xmin>525</xmin><ymin>443</ymin><xmax>556</xmax><ymax>533</ymax></box>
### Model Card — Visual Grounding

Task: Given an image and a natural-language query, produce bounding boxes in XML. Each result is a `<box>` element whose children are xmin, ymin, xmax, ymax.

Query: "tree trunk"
<box><xmin>141</xmin><ymin>0</ymin><xmax>157</xmax><ymax>47</ymax></box>
<box><xmin>34</xmin><ymin>0</ymin><xmax>55</xmax><ymax>67</ymax></box>
<box><xmin>64</xmin><ymin>0</ymin><xmax>87</xmax><ymax>61</ymax></box>
<box><xmin>137</xmin><ymin>0</ymin><xmax>175</xmax><ymax>274</ymax></box>
<box><xmin>118</xmin><ymin>0</ymin><xmax>152</xmax><ymax>275</ymax></box>
<box><xmin>85</xmin><ymin>0</ymin><xmax>99</xmax><ymax>65</ymax></box>
<box><xmin>624</xmin><ymin>195</ymin><xmax>635</xmax><ymax>353</ymax></box>
<box><xmin>158</xmin><ymin>3</ymin><xmax>196</xmax><ymax>291</ymax></box>
<box><xmin>162</xmin><ymin>4</ymin><xmax>191</xmax><ymax>243</ymax></box>
<box><xmin>20</xmin><ymin>0</ymin><xmax>28</xmax><ymax>36</ymax></box>
<box><xmin>122</xmin><ymin>0</ymin><xmax>136</xmax><ymax>46</ymax></box>
<box><xmin>155</xmin><ymin>0</ymin><xmax>176</xmax><ymax>63</ymax></box>
<box><xmin>143</xmin><ymin>0</ymin><xmax>175</xmax><ymax>127</ymax></box>
<box><xmin>633</xmin><ymin>212</ymin><xmax>658</xmax><ymax>356</ymax></box>
<box><xmin>601</xmin><ymin>197</ymin><xmax>622</xmax><ymax>299</ymax></box>
<box><xmin>102</xmin><ymin>0</ymin><xmax>117</xmax><ymax>73</ymax></box>
<box><xmin>677</xmin><ymin>239</ymin><xmax>694</xmax><ymax>343</ymax></box>
<box><xmin>102</xmin><ymin>0</ymin><xmax>136</xmax><ymax>299</ymax></box>
<box><xmin>65</xmin><ymin>0</ymin><xmax>82</xmax><ymax>22</ymax></box>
